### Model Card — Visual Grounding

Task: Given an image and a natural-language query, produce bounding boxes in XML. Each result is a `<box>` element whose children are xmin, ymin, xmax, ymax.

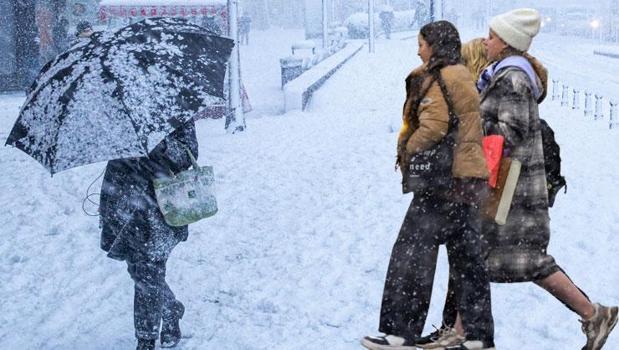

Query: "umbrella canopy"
<box><xmin>6</xmin><ymin>17</ymin><xmax>234</xmax><ymax>174</ymax></box>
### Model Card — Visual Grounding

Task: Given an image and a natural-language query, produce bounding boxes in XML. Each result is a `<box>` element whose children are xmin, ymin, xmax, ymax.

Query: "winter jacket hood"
<box><xmin>477</xmin><ymin>53</ymin><xmax>548</xmax><ymax>104</ymax></box>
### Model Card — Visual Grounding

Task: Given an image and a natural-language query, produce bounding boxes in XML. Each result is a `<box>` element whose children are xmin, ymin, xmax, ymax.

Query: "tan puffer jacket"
<box><xmin>398</xmin><ymin>63</ymin><xmax>488</xmax><ymax>180</ymax></box>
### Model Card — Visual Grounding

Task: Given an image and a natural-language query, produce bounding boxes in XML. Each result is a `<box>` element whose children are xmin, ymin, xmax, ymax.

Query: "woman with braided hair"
<box><xmin>362</xmin><ymin>21</ymin><xmax>495</xmax><ymax>350</ymax></box>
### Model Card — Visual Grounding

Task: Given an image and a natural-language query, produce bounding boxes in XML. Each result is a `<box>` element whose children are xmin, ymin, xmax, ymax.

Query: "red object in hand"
<box><xmin>483</xmin><ymin>135</ymin><xmax>505</xmax><ymax>188</ymax></box>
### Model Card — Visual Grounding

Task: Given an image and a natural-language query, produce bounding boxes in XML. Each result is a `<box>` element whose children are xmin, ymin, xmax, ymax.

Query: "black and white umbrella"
<box><xmin>6</xmin><ymin>17</ymin><xmax>234</xmax><ymax>174</ymax></box>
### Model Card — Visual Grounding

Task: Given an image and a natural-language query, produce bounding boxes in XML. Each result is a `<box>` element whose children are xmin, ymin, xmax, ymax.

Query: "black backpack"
<box><xmin>539</xmin><ymin>119</ymin><xmax>567</xmax><ymax>207</ymax></box>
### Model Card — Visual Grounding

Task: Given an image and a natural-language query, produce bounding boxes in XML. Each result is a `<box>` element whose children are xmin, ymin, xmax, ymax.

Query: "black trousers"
<box><xmin>127</xmin><ymin>256</ymin><xmax>180</xmax><ymax>340</ymax></box>
<box><xmin>379</xmin><ymin>194</ymin><xmax>494</xmax><ymax>342</ymax></box>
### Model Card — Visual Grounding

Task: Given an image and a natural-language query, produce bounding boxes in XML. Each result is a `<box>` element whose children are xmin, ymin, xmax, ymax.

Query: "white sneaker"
<box><xmin>361</xmin><ymin>334</ymin><xmax>417</xmax><ymax>350</ymax></box>
<box><xmin>445</xmin><ymin>340</ymin><xmax>496</xmax><ymax>350</ymax></box>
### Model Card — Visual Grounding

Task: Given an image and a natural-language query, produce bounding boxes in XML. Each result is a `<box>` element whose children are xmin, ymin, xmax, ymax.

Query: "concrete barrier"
<box><xmin>593</xmin><ymin>50</ymin><xmax>619</xmax><ymax>59</ymax></box>
<box><xmin>284</xmin><ymin>43</ymin><xmax>364</xmax><ymax>112</ymax></box>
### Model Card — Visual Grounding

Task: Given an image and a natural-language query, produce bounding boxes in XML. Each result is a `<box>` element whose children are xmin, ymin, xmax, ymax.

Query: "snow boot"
<box><xmin>361</xmin><ymin>334</ymin><xmax>417</xmax><ymax>350</ymax></box>
<box><xmin>580</xmin><ymin>303</ymin><xmax>618</xmax><ymax>350</ymax></box>
<box><xmin>136</xmin><ymin>339</ymin><xmax>155</xmax><ymax>350</ymax></box>
<box><xmin>160</xmin><ymin>301</ymin><xmax>185</xmax><ymax>348</ymax></box>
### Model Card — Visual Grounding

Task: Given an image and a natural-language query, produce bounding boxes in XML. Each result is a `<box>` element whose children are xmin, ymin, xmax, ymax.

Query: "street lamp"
<box><xmin>590</xmin><ymin>19</ymin><xmax>601</xmax><ymax>42</ymax></box>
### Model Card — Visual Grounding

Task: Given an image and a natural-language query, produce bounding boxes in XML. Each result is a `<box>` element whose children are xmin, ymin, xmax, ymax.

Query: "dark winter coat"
<box><xmin>99</xmin><ymin>121</ymin><xmax>199</xmax><ymax>262</ymax></box>
<box><xmin>479</xmin><ymin>58</ymin><xmax>560</xmax><ymax>282</ymax></box>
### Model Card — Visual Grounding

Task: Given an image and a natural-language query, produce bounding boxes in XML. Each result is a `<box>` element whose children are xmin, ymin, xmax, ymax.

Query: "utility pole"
<box><xmin>263</xmin><ymin>0</ymin><xmax>271</xmax><ymax>28</ymax></box>
<box><xmin>226</xmin><ymin>0</ymin><xmax>245</xmax><ymax>133</ymax></box>
<box><xmin>322</xmin><ymin>0</ymin><xmax>328</xmax><ymax>48</ymax></box>
<box><xmin>368</xmin><ymin>0</ymin><xmax>375</xmax><ymax>53</ymax></box>
<box><xmin>441</xmin><ymin>0</ymin><xmax>444</xmax><ymax>20</ymax></box>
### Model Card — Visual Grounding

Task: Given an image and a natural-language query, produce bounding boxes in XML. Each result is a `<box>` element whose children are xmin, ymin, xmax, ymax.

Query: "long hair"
<box><xmin>419</xmin><ymin>20</ymin><xmax>462</xmax><ymax>72</ymax></box>
<box><xmin>461</xmin><ymin>38</ymin><xmax>489</xmax><ymax>80</ymax></box>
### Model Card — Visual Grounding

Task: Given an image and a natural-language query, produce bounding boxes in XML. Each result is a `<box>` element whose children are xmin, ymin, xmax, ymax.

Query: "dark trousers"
<box><xmin>127</xmin><ymin>257</ymin><xmax>179</xmax><ymax>340</ymax></box>
<box><xmin>379</xmin><ymin>194</ymin><xmax>494</xmax><ymax>342</ymax></box>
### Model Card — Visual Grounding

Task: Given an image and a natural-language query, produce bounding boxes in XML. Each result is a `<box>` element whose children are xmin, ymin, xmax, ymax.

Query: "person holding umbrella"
<box><xmin>99</xmin><ymin>121</ymin><xmax>197</xmax><ymax>350</ymax></box>
<box><xmin>6</xmin><ymin>18</ymin><xmax>235</xmax><ymax>350</ymax></box>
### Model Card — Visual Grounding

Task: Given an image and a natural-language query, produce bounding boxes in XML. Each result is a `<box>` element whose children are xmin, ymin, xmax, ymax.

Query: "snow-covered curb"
<box><xmin>593</xmin><ymin>49</ymin><xmax>619</xmax><ymax>59</ymax></box>
<box><xmin>283</xmin><ymin>43</ymin><xmax>364</xmax><ymax>112</ymax></box>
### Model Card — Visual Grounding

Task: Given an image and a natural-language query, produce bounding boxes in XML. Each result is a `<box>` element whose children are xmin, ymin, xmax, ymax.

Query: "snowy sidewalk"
<box><xmin>1</xmin><ymin>29</ymin><xmax>619</xmax><ymax>350</ymax></box>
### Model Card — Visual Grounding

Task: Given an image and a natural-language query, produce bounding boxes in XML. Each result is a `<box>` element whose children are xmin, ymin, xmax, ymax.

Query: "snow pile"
<box><xmin>291</xmin><ymin>40</ymin><xmax>317</xmax><ymax>51</ymax></box>
<box><xmin>284</xmin><ymin>42</ymin><xmax>364</xmax><ymax>111</ymax></box>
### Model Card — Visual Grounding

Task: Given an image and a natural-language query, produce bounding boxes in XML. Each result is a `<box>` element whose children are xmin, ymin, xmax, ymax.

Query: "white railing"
<box><xmin>551</xmin><ymin>78</ymin><xmax>618</xmax><ymax>129</ymax></box>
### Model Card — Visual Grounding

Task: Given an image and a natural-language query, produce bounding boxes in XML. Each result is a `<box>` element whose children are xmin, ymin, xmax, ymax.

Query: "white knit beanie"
<box><xmin>489</xmin><ymin>8</ymin><xmax>541</xmax><ymax>51</ymax></box>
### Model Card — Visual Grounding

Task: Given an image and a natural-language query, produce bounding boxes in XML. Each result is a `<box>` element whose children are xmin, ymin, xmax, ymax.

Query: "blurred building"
<box><xmin>1</xmin><ymin>0</ymin><xmax>99</xmax><ymax>92</ymax></box>
<box><xmin>241</xmin><ymin>0</ymin><xmax>362</xmax><ymax>34</ymax></box>
<box><xmin>0</xmin><ymin>1</ymin><xmax>39</xmax><ymax>91</ymax></box>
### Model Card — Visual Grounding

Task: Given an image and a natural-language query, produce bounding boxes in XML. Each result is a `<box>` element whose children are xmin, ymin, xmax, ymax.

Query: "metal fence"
<box><xmin>551</xmin><ymin>79</ymin><xmax>619</xmax><ymax>129</ymax></box>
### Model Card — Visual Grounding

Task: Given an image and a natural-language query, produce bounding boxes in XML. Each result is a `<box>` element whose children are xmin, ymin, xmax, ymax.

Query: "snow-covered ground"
<box><xmin>1</xmin><ymin>27</ymin><xmax>618</xmax><ymax>350</ymax></box>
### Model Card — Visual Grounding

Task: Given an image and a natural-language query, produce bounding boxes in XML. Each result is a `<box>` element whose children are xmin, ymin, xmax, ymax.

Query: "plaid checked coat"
<box><xmin>479</xmin><ymin>62</ymin><xmax>561</xmax><ymax>282</ymax></box>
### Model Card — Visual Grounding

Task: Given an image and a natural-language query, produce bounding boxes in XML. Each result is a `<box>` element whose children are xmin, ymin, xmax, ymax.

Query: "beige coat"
<box><xmin>398</xmin><ymin>64</ymin><xmax>488</xmax><ymax>180</ymax></box>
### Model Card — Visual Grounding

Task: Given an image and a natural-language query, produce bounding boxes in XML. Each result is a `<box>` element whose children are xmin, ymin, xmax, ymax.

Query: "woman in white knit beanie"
<box><xmin>416</xmin><ymin>8</ymin><xmax>619</xmax><ymax>350</ymax></box>
<box><xmin>488</xmin><ymin>8</ymin><xmax>540</xmax><ymax>53</ymax></box>
<box><xmin>482</xmin><ymin>8</ymin><xmax>617</xmax><ymax>350</ymax></box>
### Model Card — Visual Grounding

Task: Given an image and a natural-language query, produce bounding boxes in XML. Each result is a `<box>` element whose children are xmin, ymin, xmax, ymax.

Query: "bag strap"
<box><xmin>162</xmin><ymin>144</ymin><xmax>199</xmax><ymax>177</ymax></box>
<box><xmin>434</xmin><ymin>70</ymin><xmax>459</xmax><ymax>131</ymax></box>
<box><xmin>180</xmin><ymin>144</ymin><xmax>200</xmax><ymax>170</ymax></box>
<box><xmin>408</xmin><ymin>74</ymin><xmax>436</xmax><ymax>125</ymax></box>
<box><xmin>409</xmin><ymin>70</ymin><xmax>458</xmax><ymax>129</ymax></box>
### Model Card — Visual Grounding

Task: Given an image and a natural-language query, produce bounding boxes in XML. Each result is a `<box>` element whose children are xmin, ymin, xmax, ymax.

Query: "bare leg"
<box><xmin>536</xmin><ymin>271</ymin><xmax>595</xmax><ymax>319</ymax></box>
<box><xmin>452</xmin><ymin>271</ymin><xmax>594</xmax><ymax>338</ymax></box>
<box><xmin>454</xmin><ymin>312</ymin><xmax>465</xmax><ymax>336</ymax></box>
